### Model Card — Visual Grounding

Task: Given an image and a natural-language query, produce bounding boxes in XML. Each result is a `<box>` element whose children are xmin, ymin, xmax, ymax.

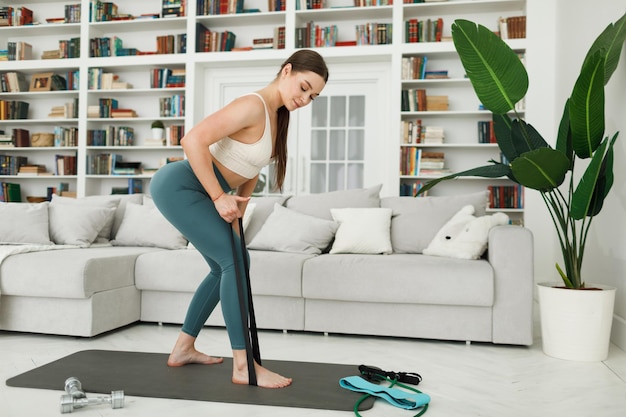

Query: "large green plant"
<box><xmin>418</xmin><ymin>15</ymin><xmax>626</xmax><ymax>289</ymax></box>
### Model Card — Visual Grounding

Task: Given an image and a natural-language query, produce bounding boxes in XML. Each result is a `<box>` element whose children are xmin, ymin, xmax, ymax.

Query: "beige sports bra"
<box><xmin>209</xmin><ymin>93</ymin><xmax>273</xmax><ymax>179</ymax></box>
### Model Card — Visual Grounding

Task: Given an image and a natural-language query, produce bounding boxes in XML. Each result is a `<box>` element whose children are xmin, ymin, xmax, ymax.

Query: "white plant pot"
<box><xmin>537</xmin><ymin>282</ymin><xmax>616</xmax><ymax>361</ymax></box>
<box><xmin>151</xmin><ymin>127</ymin><xmax>164</xmax><ymax>140</ymax></box>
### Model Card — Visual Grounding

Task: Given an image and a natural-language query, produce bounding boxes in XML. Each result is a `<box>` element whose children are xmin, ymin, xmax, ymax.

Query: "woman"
<box><xmin>150</xmin><ymin>50</ymin><xmax>328</xmax><ymax>389</ymax></box>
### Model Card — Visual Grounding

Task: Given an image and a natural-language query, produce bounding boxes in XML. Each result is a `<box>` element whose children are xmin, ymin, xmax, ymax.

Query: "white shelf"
<box><xmin>294</xmin><ymin>5</ymin><xmax>393</xmax><ymax>22</ymax></box>
<box><xmin>197</xmin><ymin>11</ymin><xmax>286</xmax><ymax>27</ymax></box>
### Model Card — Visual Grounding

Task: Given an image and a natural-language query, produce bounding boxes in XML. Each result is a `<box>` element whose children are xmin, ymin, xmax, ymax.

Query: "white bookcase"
<box><xmin>0</xmin><ymin>0</ymin><xmax>527</xmax><ymax>221</ymax></box>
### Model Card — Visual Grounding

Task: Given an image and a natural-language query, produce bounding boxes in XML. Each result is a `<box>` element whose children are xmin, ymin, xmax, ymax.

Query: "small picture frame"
<box><xmin>30</xmin><ymin>72</ymin><xmax>53</xmax><ymax>92</ymax></box>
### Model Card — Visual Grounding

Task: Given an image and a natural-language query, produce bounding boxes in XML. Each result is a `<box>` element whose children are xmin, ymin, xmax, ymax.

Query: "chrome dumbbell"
<box><xmin>60</xmin><ymin>377</ymin><xmax>124</xmax><ymax>414</ymax></box>
<box><xmin>64</xmin><ymin>377</ymin><xmax>86</xmax><ymax>399</ymax></box>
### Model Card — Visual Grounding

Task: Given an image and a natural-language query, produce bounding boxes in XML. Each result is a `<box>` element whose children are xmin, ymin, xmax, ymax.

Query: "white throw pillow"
<box><xmin>248</xmin><ymin>204</ymin><xmax>339</xmax><ymax>254</ymax></box>
<box><xmin>329</xmin><ymin>208</ymin><xmax>393</xmax><ymax>255</ymax></box>
<box><xmin>112</xmin><ymin>202</ymin><xmax>187</xmax><ymax>249</ymax></box>
<box><xmin>0</xmin><ymin>202</ymin><xmax>52</xmax><ymax>244</ymax></box>
<box><xmin>49</xmin><ymin>203</ymin><xmax>116</xmax><ymax>247</ymax></box>
<box><xmin>51</xmin><ymin>194</ymin><xmax>120</xmax><ymax>243</ymax></box>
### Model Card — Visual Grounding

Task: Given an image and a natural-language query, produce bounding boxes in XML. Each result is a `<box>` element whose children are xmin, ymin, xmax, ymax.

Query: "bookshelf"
<box><xmin>398</xmin><ymin>0</ymin><xmax>527</xmax><ymax>223</ymax></box>
<box><xmin>0</xmin><ymin>0</ymin><xmax>527</xmax><ymax>221</ymax></box>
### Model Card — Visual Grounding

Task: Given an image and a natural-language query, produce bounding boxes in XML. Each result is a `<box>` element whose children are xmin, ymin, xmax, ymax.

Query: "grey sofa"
<box><xmin>0</xmin><ymin>187</ymin><xmax>534</xmax><ymax>345</ymax></box>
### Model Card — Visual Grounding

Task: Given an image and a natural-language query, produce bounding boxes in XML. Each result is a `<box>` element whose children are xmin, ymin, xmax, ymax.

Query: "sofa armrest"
<box><xmin>488</xmin><ymin>225</ymin><xmax>534</xmax><ymax>345</ymax></box>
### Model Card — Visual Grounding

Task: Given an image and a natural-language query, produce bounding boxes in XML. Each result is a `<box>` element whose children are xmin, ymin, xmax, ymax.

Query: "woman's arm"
<box><xmin>181</xmin><ymin>96</ymin><xmax>264</xmax><ymax>222</ymax></box>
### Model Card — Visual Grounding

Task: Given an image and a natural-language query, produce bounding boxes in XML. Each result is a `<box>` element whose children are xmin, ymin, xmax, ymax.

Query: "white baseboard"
<box><xmin>611</xmin><ymin>314</ymin><xmax>626</xmax><ymax>351</ymax></box>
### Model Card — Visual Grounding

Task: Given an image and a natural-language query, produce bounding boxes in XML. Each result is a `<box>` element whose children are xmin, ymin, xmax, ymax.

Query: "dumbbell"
<box><xmin>60</xmin><ymin>377</ymin><xmax>124</xmax><ymax>414</ymax></box>
<box><xmin>64</xmin><ymin>377</ymin><xmax>86</xmax><ymax>399</ymax></box>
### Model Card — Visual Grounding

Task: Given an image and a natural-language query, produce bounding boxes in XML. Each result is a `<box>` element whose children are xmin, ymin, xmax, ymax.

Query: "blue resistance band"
<box><xmin>340</xmin><ymin>375</ymin><xmax>430</xmax><ymax>416</ymax></box>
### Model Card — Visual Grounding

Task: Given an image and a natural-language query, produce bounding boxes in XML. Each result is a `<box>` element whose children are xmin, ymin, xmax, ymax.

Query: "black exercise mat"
<box><xmin>6</xmin><ymin>350</ymin><xmax>374</xmax><ymax>411</ymax></box>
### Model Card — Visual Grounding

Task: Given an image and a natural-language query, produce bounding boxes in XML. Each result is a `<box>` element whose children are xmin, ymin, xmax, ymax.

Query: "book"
<box><xmin>13</xmin><ymin>128</ymin><xmax>30</xmax><ymax>147</ymax></box>
<box><xmin>128</xmin><ymin>178</ymin><xmax>143</xmax><ymax>194</ymax></box>
<box><xmin>110</xmin><ymin>108</ymin><xmax>138</xmax><ymax>118</ymax></box>
<box><xmin>2</xmin><ymin>182</ymin><xmax>21</xmax><ymax>201</ymax></box>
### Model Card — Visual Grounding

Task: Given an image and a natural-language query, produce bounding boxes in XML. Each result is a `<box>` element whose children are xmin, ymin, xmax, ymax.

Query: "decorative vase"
<box><xmin>537</xmin><ymin>282</ymin><xmax>616</xmax><ymax>361</ymax></box>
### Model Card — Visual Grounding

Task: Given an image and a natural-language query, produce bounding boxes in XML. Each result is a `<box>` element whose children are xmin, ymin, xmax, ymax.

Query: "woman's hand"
<box><xmin>214</xmin><ymin>193</ymin><xmax>250</xmax><ymax>223</ymax></box>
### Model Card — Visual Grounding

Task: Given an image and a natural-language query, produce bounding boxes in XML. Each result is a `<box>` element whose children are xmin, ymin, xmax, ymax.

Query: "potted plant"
<box><xmin>417</xmin><ymin>15</ymin><xmax>626</xmax><ymax>361</ymax></box>
<box><xmin>151</xmin><ymin>120</ymin><xmax>165</xmax><ymax>141</ymax></box>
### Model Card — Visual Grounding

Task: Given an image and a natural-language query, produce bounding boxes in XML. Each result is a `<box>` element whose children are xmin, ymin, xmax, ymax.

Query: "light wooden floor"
<box><xmin>1</xmin><ymin>307</ymin><xmax>625</xmax><ymax>417</ymax></box>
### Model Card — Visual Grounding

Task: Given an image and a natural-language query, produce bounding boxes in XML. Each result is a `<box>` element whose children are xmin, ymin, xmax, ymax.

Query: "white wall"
<box><xmin>526</xmin><ymin>0</ymin><xmax>626</xmax><ymax>350</ymax></box>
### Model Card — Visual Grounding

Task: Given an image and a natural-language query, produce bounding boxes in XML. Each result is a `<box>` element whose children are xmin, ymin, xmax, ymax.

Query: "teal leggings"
<box><xmin>149</xmin><ymin>159</ymin><xmax>249</xmax><ymax>350</ymax></box>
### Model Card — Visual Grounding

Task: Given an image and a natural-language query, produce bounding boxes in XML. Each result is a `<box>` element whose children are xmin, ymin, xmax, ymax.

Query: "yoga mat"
<box><xmin>6</xmin><ymin>350</ymin><xmax>374</xmax><ymax>411</ymax></box>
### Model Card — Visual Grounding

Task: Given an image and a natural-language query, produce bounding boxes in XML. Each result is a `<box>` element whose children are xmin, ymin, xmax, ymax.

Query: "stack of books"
<box><xmin>48</xmin><ymin>101</ymin><xmax>78</xmax><ymax>118</ymax></box>
<box><xmin>419</xmin><ymin>151</ymin><xmax>451</xmax><ymax>177</ymax></box>
<box><xmin>18</xmin><ymin>164</ymin><xmax>49</xmax><ymax>176</ymax></box>
<box><xmin>0</xmin><ymin>132</ymin><xmax>14</xmax><ymax>147</ymax></box>
<box><xmin>422</xmin><ymin>126</ymin><xmax>444</xmax><ymax>144</ymax></box>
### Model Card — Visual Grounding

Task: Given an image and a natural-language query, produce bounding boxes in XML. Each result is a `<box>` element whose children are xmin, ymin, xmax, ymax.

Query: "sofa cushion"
<box><xmin>246</xmin><ymin>195</ymin><xmax>291</xmax><ymax>244</ymax></box>
<box><xmin>302</xmin><ymin>254</ymin><xmax>494</xmax><ymax>307</ymax></box>
<box><xmin>0</xmin><ymin>202</ymin><xmax>52</xmax><ymax>244</ymax></box>
<box><xmin>48</xmin><ymin>203</ymin><xmax>116</xmax><ymax>247</ymax></box>
<box><xmin>135</xmin><ymin>249</ymin><xmax>315</xmax><ymax>298</ymax></box>
<box><xmin>0</xmin><ymin>246</ymin><xmax>158</xmax><ymax>298</ymax></box>
<box><xmin>248</xmin><ymin>204</ymin><xmax>339</xmax><ymax>254</ymax></box>
<box><xmin>51</xmin><ymin>194</ymin><xmax>121</xmax><ymax>243</ymax></box>
<box><xmin>112</xmin><ymin>202</ymin><xmax>187</xmax><ymax>250</ymax></box>
<box><xmin>48</xmin><ymin>194</ymin><xmax>143</xmax><ymax>241</ymax></box>
<box><xmin>286</xmin><ymin>184</ymin><xmax>382</xmax><ymax>220</ymax></box>
<box><xmin>381</xmin><ymin>191</ymin><xmax>489</xmax><ymax>254</ymax></box>
<box><xmin>329</xmin><ymin>208</ymin><xmax>392</xmax><ymax>254</ymax></box>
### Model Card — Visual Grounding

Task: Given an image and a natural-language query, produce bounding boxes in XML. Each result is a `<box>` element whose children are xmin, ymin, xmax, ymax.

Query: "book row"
<box><xmin>498</xmin><ymin>15</ymin><xmax>526</xmax><ymax>40</ymax></box>
<box><xmin>401</xmin><ymin>56</ymin><xmax>449</xmax><ymax>80</ymax></box>
<box><xmin>0</xmin><ymin>6</ymin><xmax>33</xmax><ymax>27</ymax></box>
<box><xmin>296</xmin><ymin>1</ymin><xmax>393</xmax><ymax>9</ymax></box>
<box><xmin>477</xmin><ymin>120</ymin><xmax>497</xmax><ymax>144</ymax></box>
<box><xmin>84</xmin><ymin>123</ymin><xmax>183</xmax><ymax>147</ymax></box>
<box><xmin>86</xmin><ymin>153</ymin><xmax>142</xmax><ymax>175</ymax></box>
<box><xmin>0</xmin><ymin>100</ymin><xmax>29</xmax><ymax>120</ymax></box>
<box><xmin>405</xmin><ymin>18</ymin><xmax>444</xmax><ymax>43</ymax></box>
<box><xmin>159</xmin><ymin>95</ymin><xmax>185</xmax><ymax>118</ymax></box>
<box><xmin>399</xmin><ymin>180</ymin><xmax>425</xmax><ymax>197</ymax></box>
<box><xmin>400</xmin><ymin>148</ymin><xmax>448</xmax><ymax>177</ymax></box>
<box><xmin>0</xmin><ymin>154</ymin><xmax>76</xmax><ymax>176</ymax></box>
<box><xmin>0</xmin><ymin>127</ymin><xmax>77</xmax><ymax>148</ymax></box>
<box><xmin>0</xmin><ymin>71</ymin><xmax>76</xmax><ymax>92</ymax></box>
<box><xmin>196</xmin><ymin>25</ymin><xmax>237</xmax><ymax>52</ymax></box>
<box><xmin>401</xmin><ymin>89</ymin><xmax>449</xmax><ymax>112</ymax></box>
<box><xmin>401</xmin><ymin>120</ymin><xmax>444</xmax><ymax>144</ymax></box>
<box><xmin>0</xmin><ymin>181</ymin><xmax>21</xmax><ymax>202</ymax></box>
<box><xmin>87</xmin><ymin>126</ymin><xmax>134</xmax><ymax>147</ymax></box>
<box><xmin>488</xmin><ymin>184</ymin><xmax>524</xmax><ymax>209</ymax></box>
<box><xmin>150</xmin><ymin>68</ymin><xmax>186</xmax><ymax>89</ymax></box>
<box><xmin>89</xmin><ymin>34</ymin><xmax>187</xmax><ymax>57</ymax></box>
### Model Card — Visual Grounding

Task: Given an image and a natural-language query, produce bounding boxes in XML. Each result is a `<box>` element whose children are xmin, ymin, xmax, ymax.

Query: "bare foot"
<box><xmin>167</xmin><ymin>347</ymin><xmax>224</xmax><ymax>367</ymax></box>
<box><xmin>232</xmin><ymin>362</ymin><xmax>292</xmax><ymax>388</ymax></box>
